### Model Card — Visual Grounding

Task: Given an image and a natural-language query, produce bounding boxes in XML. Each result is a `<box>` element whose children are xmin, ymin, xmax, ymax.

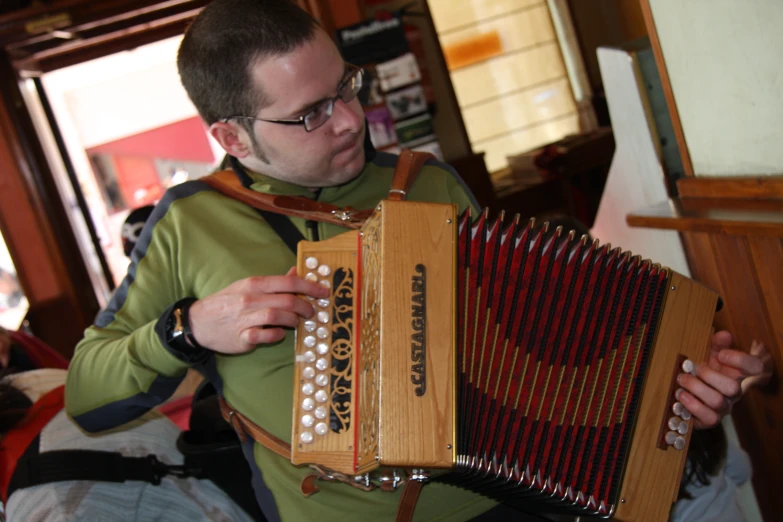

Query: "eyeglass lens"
<box><xmin>303</xmin><ymin>69</ymin><xmax>363</xmax><ymax>131</ymax></box>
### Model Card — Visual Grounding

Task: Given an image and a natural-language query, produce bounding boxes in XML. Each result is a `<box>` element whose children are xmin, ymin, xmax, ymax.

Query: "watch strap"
<box><xmin>156</xmin><ymin>298</ymin><xmax>211</xmax><ymax>364</ymax></box>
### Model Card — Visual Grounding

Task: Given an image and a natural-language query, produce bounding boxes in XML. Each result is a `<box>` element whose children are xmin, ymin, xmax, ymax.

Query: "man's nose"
<box><xmin>331</xmin><ymin>98</ymin><xmax>363</xmax><ymax>134</ymax></box>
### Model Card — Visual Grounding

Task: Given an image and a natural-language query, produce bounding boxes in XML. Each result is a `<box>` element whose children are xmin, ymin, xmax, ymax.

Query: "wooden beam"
<box><xmin>677</xmin><ymin>176</ymin><xmax>783</xmax><ymax>200</ymax></box>
<box><xmin>6</xmin><ymin>0</ymin><xmax>207</xmax><ymax>57</ymax></box>
<box><xmin>14</xmin><ymin>13</ymin><xmax>199</xmax><ymax>75</ymax></box>
<box><xmin>0</xmin><ymin>0</ymin><xmax>196</xmax><ymax>46</ymax></box>
<box><xmin>627</xmin><ymin>198</ymin><xmax>783</xmax><ymax>237</ymax></box>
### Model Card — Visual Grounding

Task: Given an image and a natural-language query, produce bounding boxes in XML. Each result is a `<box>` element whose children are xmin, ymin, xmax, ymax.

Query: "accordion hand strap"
<box><xmin>199</xmin><ymin>150</ymin><xmax>434</xmax><ymax>226</ymax></box>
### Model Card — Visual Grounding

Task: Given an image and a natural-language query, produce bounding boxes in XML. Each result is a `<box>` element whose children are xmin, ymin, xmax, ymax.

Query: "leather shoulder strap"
<box><xmin>218</xmin><ymin>396</ymin><xmax>291</xmax><ymax>459</ymax></box>
<box><xmin>395</xmin><ymin>478</ymin><xmax>424</xmax><ymax>522</ymax></box>
<box><xmin>219</xmin><ymin>395</ymin><xmax>426</xmax><ymax>520</ymax></box>
<box><xmin>388</xmin><ymin>150</ymin><xmax>435</xmax><ymax>201</ymax></box>
<box><xmin>202</xmin><ymin>150</ymin><xmax>435</xmax><ymax>223</ymax></box>
<box><xmin>199</xmin><ymin>170</ymin><xmax>371</xmax><ymax>229</ymax></box>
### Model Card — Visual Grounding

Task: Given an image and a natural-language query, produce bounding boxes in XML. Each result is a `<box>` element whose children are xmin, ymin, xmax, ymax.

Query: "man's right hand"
<box><xmin>187</xmin><ymin>267</ymin><xmax>329</xmax><ymax>355</ymax></box>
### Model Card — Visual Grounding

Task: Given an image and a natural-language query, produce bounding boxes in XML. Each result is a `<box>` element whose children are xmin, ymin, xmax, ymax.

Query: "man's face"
<box><xmin>239</xmin><ymin>30</ymin><xmax>366</xmax><ymax>187</ymax></box>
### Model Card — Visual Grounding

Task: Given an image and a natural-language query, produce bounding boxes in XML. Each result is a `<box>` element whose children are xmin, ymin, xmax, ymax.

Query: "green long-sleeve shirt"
<box><xmin>65</xmin><ymin>152</ymin><xmax>498</xmax><ymax>521</ymax></box>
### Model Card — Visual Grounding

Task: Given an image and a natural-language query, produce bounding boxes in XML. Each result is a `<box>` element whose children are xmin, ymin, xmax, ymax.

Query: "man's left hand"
<box><xmin>676</xmin><ymin>330</ymin><xmax>771</xmax><ymax>429</ymax></box>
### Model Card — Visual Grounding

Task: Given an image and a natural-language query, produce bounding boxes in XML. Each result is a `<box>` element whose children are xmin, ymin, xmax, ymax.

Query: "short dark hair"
<box><xmin>177</xmin><ymin>0</ymin><xmax>319</xmax><ymax>126</ymax></box>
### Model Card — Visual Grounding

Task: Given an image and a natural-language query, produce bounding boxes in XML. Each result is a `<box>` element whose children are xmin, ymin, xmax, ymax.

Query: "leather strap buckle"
<box><xmin>331</xmin><ymin>208</ymin><xmax>360</xmax><ymax>222</ymax></box>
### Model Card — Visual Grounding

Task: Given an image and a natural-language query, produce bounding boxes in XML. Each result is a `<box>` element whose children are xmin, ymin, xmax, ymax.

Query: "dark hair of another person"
<box><xmin>0</xmin><ymin>377</ymin><xmax>32</xmax><ymax>435</ymax></box>
<box><xmin>678</xmin><ymin>424</ymin><xmax>728</xmax><ymax>500</ymax></box>
<box><xmin>177</xmin><ymin>0</ymin><xmax>319</xmax><ymax>133</ymax></box>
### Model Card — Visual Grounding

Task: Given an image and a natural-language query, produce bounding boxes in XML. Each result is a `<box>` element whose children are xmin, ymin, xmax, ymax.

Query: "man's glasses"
<box><xmin>223</xmin><ymin>65</ymin><xmax>364</xmax><ymax>132</ymax></box>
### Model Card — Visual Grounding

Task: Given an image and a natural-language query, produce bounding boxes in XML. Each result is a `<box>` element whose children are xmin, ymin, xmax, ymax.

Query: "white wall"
<box><xmin>42</xmin><ymin>36</ymin><xmax>207</xmax><ymax>148</ymax></box>
<box><xmin>590</xmin><ymin>46</ymin><xmax>689</xmax><ymax>275</ymax></box>
<box><xmin>649</xmin><ymin>0</ymin><xmax>783</xmax><ymax>177</ymax></box>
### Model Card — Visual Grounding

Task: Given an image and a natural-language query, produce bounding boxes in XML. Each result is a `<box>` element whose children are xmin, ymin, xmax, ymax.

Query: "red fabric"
<box><xmin>0</xmin><ymin>385</ymin><xmax>65</xmax><ymax>503</ymax></box>
<box><xmin>10</xmin><ymin>331</ymin><xmax>68</xmax><ymax>370</ymax></box>
<box><xmin>157</xmin><ymin>395</ymin><xmax>193</xmax><ymax>431</ymax></box>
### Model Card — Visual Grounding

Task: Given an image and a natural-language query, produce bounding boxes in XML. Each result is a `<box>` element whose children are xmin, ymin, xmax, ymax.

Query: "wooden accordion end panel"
<box><xmin>291</xmin><ymin>201</ymin><xmax>457</xmax><ymax>476</ymax></box>
<box><xmin>292</xmin><ymin>201</ymin><xmax>718</xmax><ymax>521</ymax></box>
<box><xmin>446</xmin><ymin>209</ymin><xmax>718</xmax><ymax>520</ymax></box>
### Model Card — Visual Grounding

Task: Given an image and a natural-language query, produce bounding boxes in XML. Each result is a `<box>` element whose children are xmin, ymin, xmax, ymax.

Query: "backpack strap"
<box><xmin>200</xmin><ymin>150</ymin><xmax>434</xmax><ymax>227</ymax></box>
<box><xmin>0</xmin><ymin>385</ymin><xmax>202</xmax><ymax>502</ymax></box>
<box><xmin>0</xmin><ymin>385</ymin><xmax>64</xmax><ymax>503</ymax></box>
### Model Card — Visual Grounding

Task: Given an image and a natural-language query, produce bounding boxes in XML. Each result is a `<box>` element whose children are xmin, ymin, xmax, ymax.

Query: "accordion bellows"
<box><xmin>292</xmin><ymin>201</ymin><xmax>718</xmax><ymax>521</ymax></box>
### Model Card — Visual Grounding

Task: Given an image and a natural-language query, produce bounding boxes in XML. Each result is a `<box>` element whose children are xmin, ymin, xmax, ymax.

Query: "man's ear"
<box><xmin>209</xmin><ymin>121</ymin><xmax>252</xmax><ymax>158</ymax></box>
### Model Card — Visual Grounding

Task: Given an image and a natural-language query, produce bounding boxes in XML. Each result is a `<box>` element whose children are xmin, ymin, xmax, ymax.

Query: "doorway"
<box><xmin>19</xmin><ymin>35</ymin><xmax>224</xmax><ymax>302</ymax></box>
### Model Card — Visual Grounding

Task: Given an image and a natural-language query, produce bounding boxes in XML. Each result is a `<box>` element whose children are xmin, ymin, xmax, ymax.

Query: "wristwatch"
<box><xmin>161</xmin><ymin>297</ymin><xmax>210</xmax><ymax>363</ymax></box>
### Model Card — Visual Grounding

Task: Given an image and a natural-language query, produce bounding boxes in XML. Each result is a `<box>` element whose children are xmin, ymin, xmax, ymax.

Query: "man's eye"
<box><xmin>309</xmin><ymin>103</ymin><xmax>327</xmax><ymax>118</ymax></box>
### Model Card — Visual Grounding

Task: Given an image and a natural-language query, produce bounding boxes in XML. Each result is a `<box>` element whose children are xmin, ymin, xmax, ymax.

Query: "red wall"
<box><xmin>87</xmin><ymin>117</ymin><xmax>214</xmax><ymax>163</ymax></box>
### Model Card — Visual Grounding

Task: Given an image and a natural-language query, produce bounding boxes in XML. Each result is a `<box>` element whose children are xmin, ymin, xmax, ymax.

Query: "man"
<box><xmin>65</xmin><ymin>0</ymin><xmax>767</xmax><ymax>520</ymax></box>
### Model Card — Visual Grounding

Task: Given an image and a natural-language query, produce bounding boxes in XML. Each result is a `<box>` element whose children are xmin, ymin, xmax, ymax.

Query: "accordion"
<box><xmin>292</xmin><ymin>201</ymin><xmax>718</xmax><ymax>521</ymax></box>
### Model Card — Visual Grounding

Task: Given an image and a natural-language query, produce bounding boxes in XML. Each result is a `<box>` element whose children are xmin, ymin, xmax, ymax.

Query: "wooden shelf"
<box><xmin>627</xmin><ymin>197</ymin><xmax>783</xmax><ymax>237</ymax></box>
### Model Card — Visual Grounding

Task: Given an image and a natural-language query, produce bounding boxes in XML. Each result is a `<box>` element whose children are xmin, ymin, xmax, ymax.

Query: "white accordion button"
<box><xmin>315</xmin><ymin>422</ymin><xmax>328</xmax><ymax>436</ymax></box>
<box><xmin>317</xmin><ymin>265</ymin><xmax>331</xmax><ymax>277</ymax></box>
<box><xmin>316</xmin><ymin>326</ymin><xmax>329</xmax><ymax>339</ymax></box>
<box><xmin>315</xmin><ymin>390</ymin><xmax>328</xmax><ymax>403</ymax></box>
<box><xmin>303</xmin><ymin>336</ymin><xmax>316</xmax><ymax>349</ymax></box>
<box><xmin>678</xmin><ymin>422</ymin><xmax>689</xmax><ymax>435</ymax></box>
<box><xmin>317</xmin><ymin>298</ymin><xmax>330</xmax><ymax>308</ymax></box>
<box><xmin>301</xmin><ymin>414</ymin><xmax>314</xmax><ymax>428</ymax></box>
<box><xmin>304</xmin><ymin>320</ymin><xmax>316</xmax><ymax>333</ymax></box>
<box><xmin>319</xmin><ymin>279</ymin><xmax>331</xmax><ymax>289</ymax></box>
<box><xmin>316</xmin><ymin>343</ymin><xmax>329</xmax><ymax>355</ymax></box>
<box><xmin>682</xmin><ymin>359</ymin><xmax>695</xmax><ymax>374</ymax></box>
<box><xmin>301</xmin><ymin>382</ymin><xmax>315</xmax><ymax>396</ymax></box>
<box><xmin>668</xmin><ymin>416</ymin><xmax>681</xmax><ymax>431</ymax></box>
<box><xmin>317</xmin><ymin>311</ymin><xmax>330</xmax><ymax>324</ymax></box>
<box><xmin>680</xmin><ymin>408</ymin><xmax>692</xmax><ymax>421</ymax></box>
<box><xmin>302</xmin><ymin>398</ymin><xmax>315</xmax><ymax>411</ymax></box>
<box><xmin>672</xmin><ymin>402</ymin><xmax>684</xmax><ymax>416</ymax></box>
<box><xmin>302</xmin><ymin>366</ymin><xmax>315</xmax><ymax>379</ymax></box>
<box><xmin>303</xmin><ymin>350</ymin><xmax>316</xmax><ymax>363</ymax></box>
<box><xmin>305</xmin><ymin>257</ymin><xmax>318</xmax><ymax>270</ymax></box>
<box><xmin>315</xmin><ymin>406</ymin><xmax>327</xmax><ymax>419</ymax></box>
<box><xmin>674</xmin><ymin>436</ymin><xmax>686</xmax><ymax>450</ymax></box>
<box><xmin>305</xmin><ymin>272</ymin><xmax>318</xmax><ymax>282</ymax></box>
<box><xmin>664</xmin><ymin>431</ymin><xmax>677</xmax><ymax>445</ymax></box>
<box><xmin>316</xmin><ymin>358</ymin><xmax>328</xmax><ymax>371</ymax></box>
<box><xmin>300</xmin><ymin>431</ymin><xmax>314</xmax><ymax>444</ymax></box>
<box><xmin>315</xmin><ymin>374</ymin><xmax>329</xmax><ymax>387</ymax></box>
